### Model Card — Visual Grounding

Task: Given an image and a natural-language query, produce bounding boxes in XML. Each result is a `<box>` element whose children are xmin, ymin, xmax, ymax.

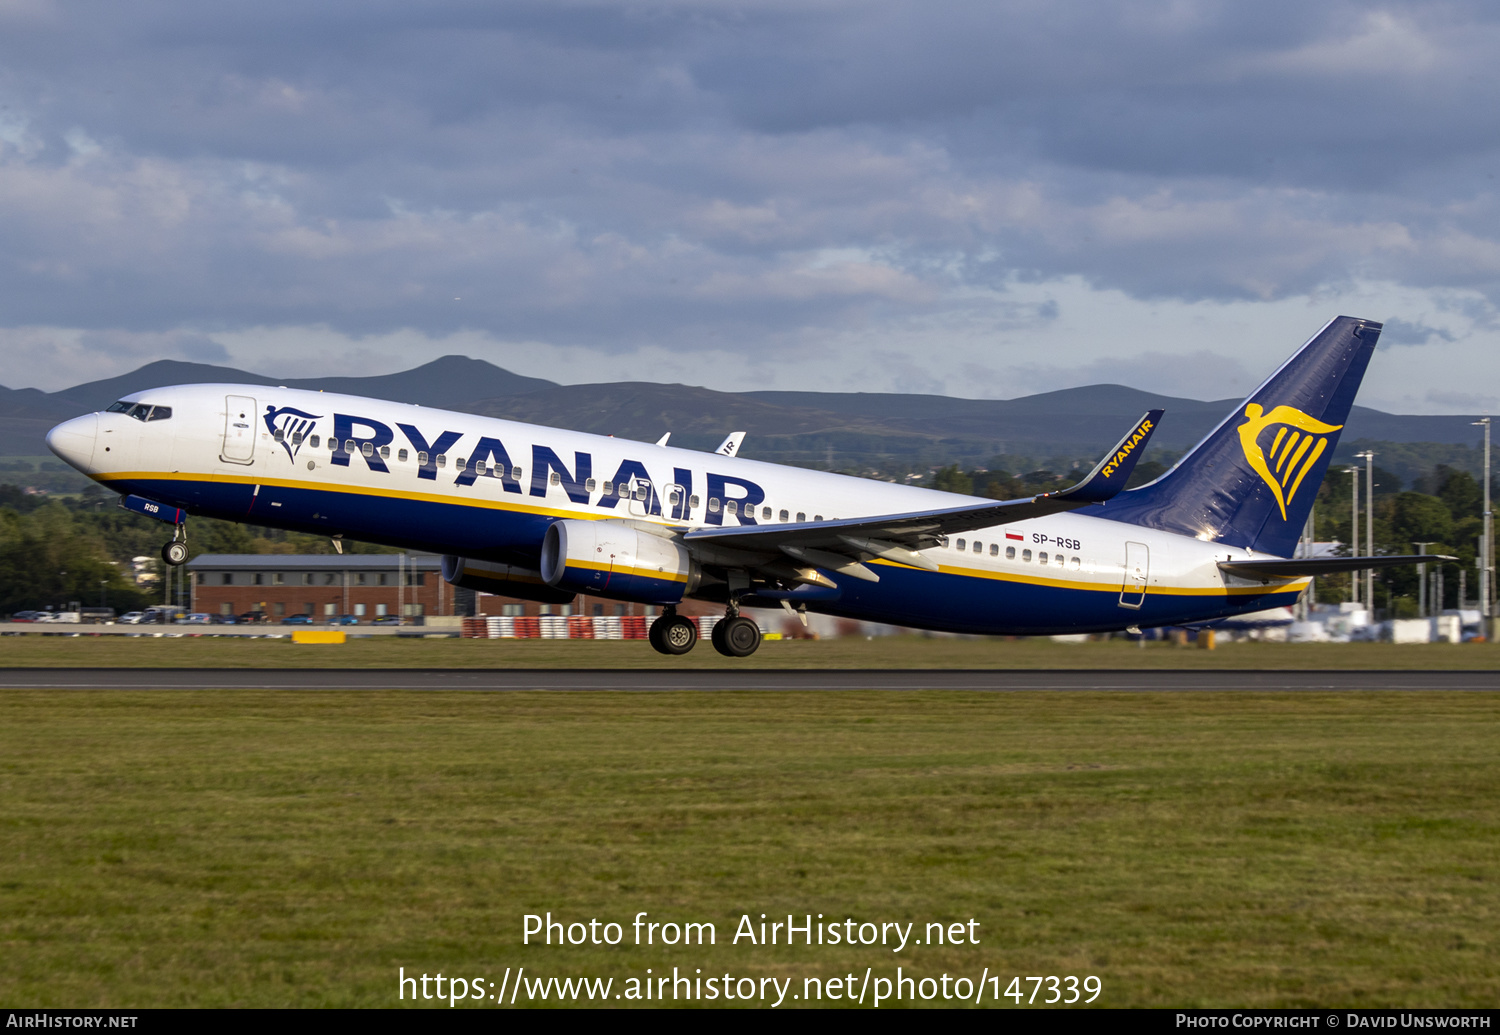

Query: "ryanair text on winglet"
<box><xmin>1099</xmin><ymin>418</ymin><xmax>1154</xmax><ymax>481</ymax></box>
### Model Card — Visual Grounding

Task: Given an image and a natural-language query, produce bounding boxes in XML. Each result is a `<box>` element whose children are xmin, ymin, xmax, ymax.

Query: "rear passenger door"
<box><xmin>1119</xmin><ymin>542</ymin><xmax>1149</xmax><ymax>609</ymax></box>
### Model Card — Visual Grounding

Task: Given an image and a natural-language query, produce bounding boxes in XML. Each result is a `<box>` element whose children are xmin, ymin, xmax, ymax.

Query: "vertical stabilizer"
<box><xmin>1099</xmin><ymin>316</ymin><xmax>1381</xmax><ymax>557</ymax></box>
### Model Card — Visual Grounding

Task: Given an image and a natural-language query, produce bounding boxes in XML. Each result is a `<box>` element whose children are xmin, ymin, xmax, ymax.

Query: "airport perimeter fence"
<box><xmin>461</xmin><ymin>615</ymin><xmax>727</xmax><ymax>640</ymax></box>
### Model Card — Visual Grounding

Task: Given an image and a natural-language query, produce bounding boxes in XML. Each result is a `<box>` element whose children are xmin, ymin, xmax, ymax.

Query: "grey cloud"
<box><xmin>1425</xmin><ymin>389</ymin><xmax>1499</xmax><ymax>412</ymax></box>
<box><xmin>2</xmin><ymin>0</ymin><xmax>1500</xmax><ymax>366</ymax></box>
<box><xmin>74</xmin><ymin>329</ymin><xmax>230</xmax><ymax>364</ymax></box>
<box><xmin>1379</xmin><ymin>318</ymin><xmax>1456</xmax><ymax>346</ymax></box>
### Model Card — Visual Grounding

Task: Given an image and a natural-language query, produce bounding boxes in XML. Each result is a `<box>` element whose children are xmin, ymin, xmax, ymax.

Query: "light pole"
<box><xmin>1298</xmin><ymin>506</ymin><xmax>1317</xmax><ymax>619</ymax></box>
<box><xmin>1472</xmin><ymin>418</ymin><xmax>1492</xmax><ymax>622</ymax></box>
<box><xmin>1347</xmin><ymin>466</ymin><xmax>1361</xmax><ymax>604</ymax></box>
<box><xmin>1355</xmin><ymin>450</ymin><xmax>1376</xmax><ymax>614</ymax></box>
<box><xmin>1414</xmin><ymin>542</ymin><xmax>1431</xmax><ymax>618</ymax></box>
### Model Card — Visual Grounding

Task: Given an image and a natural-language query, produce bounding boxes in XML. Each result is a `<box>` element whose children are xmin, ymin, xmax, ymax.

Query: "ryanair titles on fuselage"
<box><xmin>262</xmin><ymin>403</ymin><xmax>764</xmax><ymax>525</ymax></box>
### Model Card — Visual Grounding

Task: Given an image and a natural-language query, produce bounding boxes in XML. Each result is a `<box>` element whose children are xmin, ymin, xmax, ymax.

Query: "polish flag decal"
<box><xmin>1006</xmin><ymin>532</ymin><xmax>1024</xmax><ymax>541</ymax></box>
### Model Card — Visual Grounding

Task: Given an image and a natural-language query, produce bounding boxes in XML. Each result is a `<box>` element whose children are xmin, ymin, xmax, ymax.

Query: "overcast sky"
<box><xmin>2</xmin><ymin>0</ymin><xmax>1498</xmax><ymax>412</ymax></box>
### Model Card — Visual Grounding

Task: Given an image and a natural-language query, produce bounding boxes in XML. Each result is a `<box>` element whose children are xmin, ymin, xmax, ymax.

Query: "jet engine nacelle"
<box><xmin>541</xmin><ymin>519</ymin><xmax>699</xmax><ymax>604</ymax></box>
<box><xmin>441</xmin><ymin>555</ymin><xmax>578</xmax><ymax>605</ymax></box>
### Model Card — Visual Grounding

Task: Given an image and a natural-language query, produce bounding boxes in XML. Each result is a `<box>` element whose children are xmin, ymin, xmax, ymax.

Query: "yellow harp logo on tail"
<box><xmin>1236</xmin><ymin>403</ymin><xmax>1343</xmax><ymax>521</ymax></box>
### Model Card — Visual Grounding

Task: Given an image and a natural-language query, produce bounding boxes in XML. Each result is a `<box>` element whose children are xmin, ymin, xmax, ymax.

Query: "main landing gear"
<box><xmin>711</xmin><ymin>603</ymin><xmax>761</xmax><ymax>658</ymax></box>
<box><xmin>647</xmin><ymin>603</ymin><xmax>763</xmax><ymax>658</ymax></box>
<box><xmin>648</xmin><ymin>607</ymin><xmax>699</xmax><ymax>656</ymax></box>
<box><xmin>161</xmin><ymin>525</ymin><xmax>188</xmax><ymax>567</ymax></box>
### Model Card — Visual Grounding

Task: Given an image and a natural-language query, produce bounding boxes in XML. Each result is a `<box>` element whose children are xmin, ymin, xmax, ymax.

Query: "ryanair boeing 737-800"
<box><xmin>45</xmin><ymin>316</ymin><xmax>1440</xmax><ymax>657</ymax></box>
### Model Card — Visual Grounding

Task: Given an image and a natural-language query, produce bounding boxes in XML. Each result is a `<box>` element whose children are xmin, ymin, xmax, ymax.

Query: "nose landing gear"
<box><xmin>161</xmin><ymin>526</ymin><xmax>188</xmax><ymax>567</ymax></box>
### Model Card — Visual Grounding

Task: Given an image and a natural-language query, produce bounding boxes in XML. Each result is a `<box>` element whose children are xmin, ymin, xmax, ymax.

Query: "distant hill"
<box><xmin>2</xmin><ymin>357</ymin><xmax>1489</xmax><ymax>486</ymax></box>
<box><xmin>49</xmin><ymin>355</ymin><xmax>558</xmax><ymax>414</ymax></box>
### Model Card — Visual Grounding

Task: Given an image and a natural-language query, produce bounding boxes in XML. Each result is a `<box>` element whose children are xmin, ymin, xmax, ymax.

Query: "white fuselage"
<box><xmin>46</xmin><ymin>383</ymin><xmax>1302</xmax><ymax>634</ymax></box>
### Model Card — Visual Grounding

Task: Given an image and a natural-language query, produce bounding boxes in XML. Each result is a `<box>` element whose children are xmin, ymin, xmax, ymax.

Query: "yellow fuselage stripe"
<box><xmin>106</xmin><ymin>470</ymin><xmax>1301</xmax><ymax>598</ymax></box>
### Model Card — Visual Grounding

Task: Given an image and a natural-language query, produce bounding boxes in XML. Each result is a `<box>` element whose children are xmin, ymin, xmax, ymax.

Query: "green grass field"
<box><xmin>1</xmin><ymin>687</ymin><xmax>1496</xmax><ymax>1007</ymax></box>
<box><xmin>3</xmin><ymin>632</ymin><xmax>1500</xmax><ymax>668</ymax></box>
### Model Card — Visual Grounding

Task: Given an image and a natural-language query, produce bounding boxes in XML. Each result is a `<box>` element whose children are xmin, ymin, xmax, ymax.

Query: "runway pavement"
<box><xmin>0</xmin><ymin>668</ymin><xmax>1497</xmax><ymax>691</ymax></box>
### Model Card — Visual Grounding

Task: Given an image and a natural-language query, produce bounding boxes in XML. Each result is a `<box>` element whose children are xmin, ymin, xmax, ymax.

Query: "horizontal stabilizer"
<box><xmin>1220</xmin><ymin>554</ymin><xmax>1455</xmax><ymax>581</ymax></box>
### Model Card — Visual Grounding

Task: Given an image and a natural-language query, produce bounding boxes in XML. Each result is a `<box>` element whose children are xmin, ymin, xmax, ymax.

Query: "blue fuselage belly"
<box><xmin>800</xmin><ymin>564</ymin><xmax>1296</xmax><ymax>635</ymax></box>
<box><xmin>125</xmin><ymin>474</ymin><xmax>1292</xmax><ymax>634</ymax></box>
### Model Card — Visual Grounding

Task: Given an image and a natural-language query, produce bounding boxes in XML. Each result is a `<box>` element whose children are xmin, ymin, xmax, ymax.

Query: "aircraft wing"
<box><xmin>1219</xmin><ymin>554</ymin><xmax>1456</xmax><ymax>581</ymax></box>
<box><xmin>683</xmin><ymin>410</ymin><xmax>1163</xmax><ymax>567</ymax></box>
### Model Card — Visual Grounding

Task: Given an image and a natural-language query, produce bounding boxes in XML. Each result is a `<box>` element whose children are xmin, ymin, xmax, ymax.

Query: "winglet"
<box><xmin>1043</xmin><ymin>409</ymin><xmax>1164</xmax><ymax>505</ymax></box>
<box><xmin>715</xmin><ymin>432</ymin><xmax>745</xmax><ymax>457</ymax></box>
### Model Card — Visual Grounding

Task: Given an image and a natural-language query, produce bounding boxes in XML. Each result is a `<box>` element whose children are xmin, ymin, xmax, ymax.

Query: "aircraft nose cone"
<box><xmin>47</xmin><ymin>414</ymin><xmax>99</xmax><ymax>474</ymax></box>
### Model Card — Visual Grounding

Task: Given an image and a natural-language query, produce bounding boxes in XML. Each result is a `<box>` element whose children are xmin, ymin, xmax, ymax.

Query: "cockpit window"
<box><xmin>112</xmin><ymin>402</ymin><xmax>172</xmax><ymax>422</ymax></box>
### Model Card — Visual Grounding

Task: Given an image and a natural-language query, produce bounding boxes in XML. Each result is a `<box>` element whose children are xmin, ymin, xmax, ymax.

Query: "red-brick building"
<box><xmin>186</xmin><ymin>554</ymin><xmax>460</xmax><ymax>620</ymax></box>
<box><xmin>185</xmin><ymin>554</ymin><xmax>724</xmax><ymax>622</ymax></box>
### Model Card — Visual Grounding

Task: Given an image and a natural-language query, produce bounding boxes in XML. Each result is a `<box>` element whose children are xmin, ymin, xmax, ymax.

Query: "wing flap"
<box><xmin>683</xmin><ymin>410</ymin><xmax>1164</xmax><ymax>558</ymax></box>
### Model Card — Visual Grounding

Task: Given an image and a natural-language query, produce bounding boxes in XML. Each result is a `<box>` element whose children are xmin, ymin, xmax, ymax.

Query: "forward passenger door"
<box><xmin>220</xmin><ymin>395</ymin><xmax>257</xmax><ymax>466</ymax></box>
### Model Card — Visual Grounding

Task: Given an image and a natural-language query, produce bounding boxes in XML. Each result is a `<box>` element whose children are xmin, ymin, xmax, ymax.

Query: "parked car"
<box><xmin>238</xmin><ymin>611</ymin><xmax>267</xmax><ymax>624</ymax></box>
<box><xmin>371</xmin><ymin>615</ymin><xmax>402</xmax><ymax>625</ymax></box>
<box><xmin>281</xmin><ymin>613</ymin><xmax>313</xmax><ymax>625</ymax></box>
<box><xmin>210</xmin><ymin>613</ymin><xmax>239</xmax><ymax>624</ymax></box>
<box><xmin>330</xmin><ymin>614</ymin><xmax>360</xmax><ymax>625</ymax></box>
<box><xmin>180</xmin><ymin>613</ymin><xmax>211</xmax><ymax>625</ymax></box>
<box><xmin>9</xmin><ymin>610</ymin><xmax>43</xmax><ymax>622</ymax></box>
<box><xmin>118</xmin><ymin>612</ymin><xmax>146</xmax><ymax>624</ymax></box>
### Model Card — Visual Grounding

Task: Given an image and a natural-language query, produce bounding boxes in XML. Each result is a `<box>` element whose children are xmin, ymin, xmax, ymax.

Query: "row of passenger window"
<box><xmin>953</xmin><ymin>537</ymin><xmax>1082</xmax><ymax>570</ymax></box>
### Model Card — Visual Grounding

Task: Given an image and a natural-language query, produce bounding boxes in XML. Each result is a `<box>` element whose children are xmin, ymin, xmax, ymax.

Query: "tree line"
<box><xmin>2</xmin><ymin>459</ymin><xmax>1490</xmax><ymax>618</ymax></box>
<box><xmin>0</xmin><ymin>483</ymin><xmax>392</xmax><ymax>615</ymax></box>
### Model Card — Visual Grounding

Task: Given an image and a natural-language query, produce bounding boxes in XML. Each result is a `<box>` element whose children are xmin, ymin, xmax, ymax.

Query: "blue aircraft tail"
<box><xmin>1098</xmin><ymin>316</ymin><xmax>1381</xmax><ymax>558</ymax></box>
